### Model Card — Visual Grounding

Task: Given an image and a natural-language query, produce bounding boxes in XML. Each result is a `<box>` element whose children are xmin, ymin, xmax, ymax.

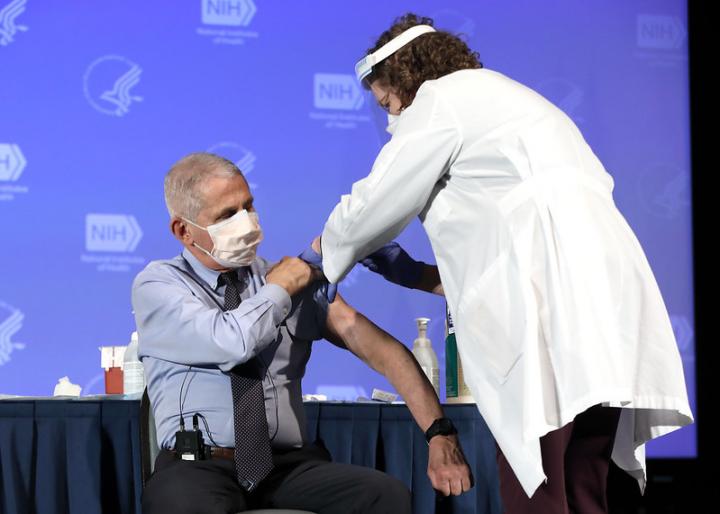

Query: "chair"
<box><xmin>139</xmin><ymin>388</ymin><xmax>314</xmax><ymax>514</ymax></box>
<box><xmin>139</xmin><ymin>388</ymin><xmax>159</xmax><ymax>487</ymax></box>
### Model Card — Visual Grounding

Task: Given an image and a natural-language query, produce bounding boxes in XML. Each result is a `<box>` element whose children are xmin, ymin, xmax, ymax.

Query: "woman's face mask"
<box><xmin>184</xmin><ymin>210</ymin><xmax>263</xmax><ymax>268</ymax></box>
<box><xmin>370</xmin><ymin>81</ymin><xmax>404</xmax><ymax>135</ymax></box>
<box><xmin>386</xmin><ymin>113</ymin><xmax>401</xmax><ymax>135</ymax></box>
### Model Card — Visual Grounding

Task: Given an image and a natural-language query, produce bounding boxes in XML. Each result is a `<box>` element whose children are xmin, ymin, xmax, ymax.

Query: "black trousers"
<box><xmin>497</xmin><ymin>405</ymin><xmax>623</xmax><ymax>514</ymax></box>
<box><xmin>142</xmin><ymin>442</ymin><xmax>412</xmax><ymax>514</ymax></box>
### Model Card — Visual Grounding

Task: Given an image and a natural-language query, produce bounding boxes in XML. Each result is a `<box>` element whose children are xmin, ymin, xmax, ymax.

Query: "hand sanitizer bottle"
<box><xmin>411</xmin><ymin>317</ymin><xmax>440</xmax><ymax>396</ymax></box>
<box><xmin>123</xmin><ymin>331</ymin><xmax>145</xmax><ymax>396</ymax></box>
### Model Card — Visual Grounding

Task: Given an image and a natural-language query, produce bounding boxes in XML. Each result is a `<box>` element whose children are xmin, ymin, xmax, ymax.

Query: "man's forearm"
<box><xmin>340</xmin><ymin>312</ymin><xmax>443</xmax><ymax>432</ymax></box>
<box><xmin>133</xmin><ymin>279</ymin><xmax>289</xmax><ymax>371</ymax></box>
<box><xmin>381</xmin><ymin>335</ymin><xmax>444</xmax><ymax>432</ymax></box>
<box><xmin>323</xmin><ymin>296</ymin><xmax>474</xmax><ymax>495</ymax></box>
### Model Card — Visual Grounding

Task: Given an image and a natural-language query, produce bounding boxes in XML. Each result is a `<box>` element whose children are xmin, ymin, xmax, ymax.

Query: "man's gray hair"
<box><xmin>164</xmin><ymin>152</ymin><xmax>242</xmax><ymax>221</ymax></box>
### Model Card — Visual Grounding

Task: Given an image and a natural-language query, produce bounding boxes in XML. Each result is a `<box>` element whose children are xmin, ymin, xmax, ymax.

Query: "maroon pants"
<box><xmin>497</xmin><ymin>405</ymin><xmax>622</xmax><ymax>514</ymax></box>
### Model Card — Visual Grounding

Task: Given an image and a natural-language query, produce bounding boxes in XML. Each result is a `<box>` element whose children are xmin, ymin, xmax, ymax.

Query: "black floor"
<box><xmin>608</xmin><ymin>459</ymin><xmax>703</xmax><ymax>514</ymax></box>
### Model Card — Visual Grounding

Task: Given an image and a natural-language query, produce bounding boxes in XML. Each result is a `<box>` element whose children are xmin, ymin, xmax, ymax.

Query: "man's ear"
<box><xmin>170</xmin><ymin>217</ymin><xmax>191</xmax><ymax>244</ymax></box>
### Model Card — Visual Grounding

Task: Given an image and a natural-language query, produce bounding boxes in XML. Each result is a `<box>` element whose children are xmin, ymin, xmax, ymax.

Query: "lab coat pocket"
<box><xmin>456</xmin><ymin>251</ymin><xmax>526</xmax><ymax>385</ymax></box>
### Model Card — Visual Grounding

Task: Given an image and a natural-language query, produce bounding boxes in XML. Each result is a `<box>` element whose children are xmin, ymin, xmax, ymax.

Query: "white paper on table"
<box><xmin>53</xmin><ymin>376</ymin><xmax>81</xmax><ymax>397</ymax></box>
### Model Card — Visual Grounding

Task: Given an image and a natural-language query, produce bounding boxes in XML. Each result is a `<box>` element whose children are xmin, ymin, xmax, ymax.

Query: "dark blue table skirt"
<box><xmin>0</xmin><ymin>399</ymin><xmax>501</xmax><ymax>514</ymax></box>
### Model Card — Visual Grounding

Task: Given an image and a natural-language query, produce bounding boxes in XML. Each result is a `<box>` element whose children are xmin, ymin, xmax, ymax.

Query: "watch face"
<box><xmin>438</xmin><ymin>418</ymin><xmax>453</xmax><ymax>433</ymax></box>
<box><xmin>426</xmin><ymin>418</ymin><xmax>457</xmax><ymax>442</ymax></box>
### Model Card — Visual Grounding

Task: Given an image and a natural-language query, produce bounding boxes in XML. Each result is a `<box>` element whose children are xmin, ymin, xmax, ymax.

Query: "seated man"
<box><xmin>132</xmin><ymin>152</ymin><xmax>472</xmax><ymax>514</ymax></box>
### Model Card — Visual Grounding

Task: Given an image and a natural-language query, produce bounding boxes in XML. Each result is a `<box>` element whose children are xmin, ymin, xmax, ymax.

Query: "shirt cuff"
<box><xmin>257</xmin><ymin>283</ymin><xmax>292</xmax><ymax>325</ymax></box>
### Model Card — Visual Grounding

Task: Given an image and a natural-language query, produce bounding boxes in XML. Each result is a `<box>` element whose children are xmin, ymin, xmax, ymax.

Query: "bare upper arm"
<box><xmin>321</xmin><ymin>293</ymin><xmax>355</xmax><ymax>350</ymax></box>
<box><xmin>322</xmin><ymin>292</ymin><xmax>381</xmax><ymax>365</ymax></box>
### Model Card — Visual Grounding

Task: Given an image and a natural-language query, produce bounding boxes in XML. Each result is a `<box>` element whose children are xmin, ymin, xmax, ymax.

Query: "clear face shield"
<box><xmin>354</xmin><ymin>25</ymin><xmax>436</xmax><ymax>137</ymax></box>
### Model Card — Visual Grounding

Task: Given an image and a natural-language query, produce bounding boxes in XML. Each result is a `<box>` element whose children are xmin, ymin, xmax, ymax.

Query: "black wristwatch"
<box><xmin>424</xmin><ymin>417</ymin><xmax>457</xmax><ymax>443</ymax></box>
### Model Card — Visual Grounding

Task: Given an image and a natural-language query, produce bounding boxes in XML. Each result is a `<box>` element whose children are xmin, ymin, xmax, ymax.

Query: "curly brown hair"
<box><xmin>362</xmin><ymin>13</ymin><xmax>483</xmax><ymax>108</ymax></box>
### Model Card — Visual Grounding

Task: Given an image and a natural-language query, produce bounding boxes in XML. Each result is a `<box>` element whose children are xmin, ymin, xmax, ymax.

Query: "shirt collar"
<box><xmin>181</xmin><ymin>248</ymin><xmax>248</xmax><ymax>291</ymax></box>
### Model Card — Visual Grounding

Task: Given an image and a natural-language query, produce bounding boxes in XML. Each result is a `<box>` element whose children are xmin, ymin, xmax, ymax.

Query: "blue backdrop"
<box><xmin>0</xmin><ymin>0</ymin><xmax>695</xmax><ymax>458</ymax></box>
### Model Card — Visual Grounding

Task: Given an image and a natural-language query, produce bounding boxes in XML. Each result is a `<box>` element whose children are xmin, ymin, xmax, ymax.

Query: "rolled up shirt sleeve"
<box><xmin>132</xmin><ymin>266</ymin><xmax>291</xmax><ymax>372</ymax></box>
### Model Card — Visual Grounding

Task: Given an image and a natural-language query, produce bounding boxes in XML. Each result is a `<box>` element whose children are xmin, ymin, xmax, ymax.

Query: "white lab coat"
<box><xmin>321</xmin><ymin>68</ymin><xmax>693</xmax><ymax>497</ymax></box>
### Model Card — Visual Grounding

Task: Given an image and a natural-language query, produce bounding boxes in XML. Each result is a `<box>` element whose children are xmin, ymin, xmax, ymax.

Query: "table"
<box><xmin>0</xmin><ymin>398</ymin><xmax>501</xmax><ymax>514</ymax></box>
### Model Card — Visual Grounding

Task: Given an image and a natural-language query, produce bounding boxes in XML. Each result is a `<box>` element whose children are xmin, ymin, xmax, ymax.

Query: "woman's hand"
<box><xmin>360</xmin><ymin>242</ymin><xmax>425</xmax><ymax>289</ymax></box>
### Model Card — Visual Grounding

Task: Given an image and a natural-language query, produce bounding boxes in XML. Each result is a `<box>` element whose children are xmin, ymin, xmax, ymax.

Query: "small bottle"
<box><xmin>123</xmin><ymin>331</ymin><xmax>145</xmax><ymax>396</ymax></box>
<box><xmin>412</xmin><ymin>317</ymin><xmax>440</xmax><ymax>396</ymax></box>
<box><xmin>445</xmin><ymin>305</ymin><xmax>474</xmax><ymax>403</ymax></box>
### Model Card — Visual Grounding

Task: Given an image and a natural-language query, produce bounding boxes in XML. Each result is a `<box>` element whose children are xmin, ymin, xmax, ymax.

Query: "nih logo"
<box><xmin>0</xmin><ymin>143</ymin><xmax>26</xmax><ymax>181</ymax></box>
<box><xmin>314</xmin><ymin>74</ymin><xmax>364</xmax><ymax>111</ymax></box>
<box><xmin>86</xmin><ymin>214</ymin><xmax>143</xmax><ymax>253</ymax></box>
<box><xmin>202</xmin><ymin>0</ymin><xmax>256</xmax><ymax>27</ymax></box>
<box><xmin>637</xmin><ymin>15</ymin><xmax>686</xmax><ymax>50</ymax></box>
<box><xmin>670</xmin><ymin>315</ymin><xmax>694</xmax><ymax>354</ymax></box>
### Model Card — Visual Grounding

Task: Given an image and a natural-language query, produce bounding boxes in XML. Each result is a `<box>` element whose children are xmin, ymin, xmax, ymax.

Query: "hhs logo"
<box><xmin>0</xmin><ymin>143</ymin><xmax>26</xmax><ymax>181</ymax></box>
<box><xmin>536</xmin><ymin>78</ymin><xmax>585</xmax><ymax>124</ymax></box>
<box><xmin>0</xmin><ymin>301</ymin><xmax>26</xmax><ymax>366</ymax></box>
<box><xmin>431</xmin><ymin>9</ymin><xmax>476</xmax><ymax>37</ymax></box>
<box><xmin>314</xmin><ymin>74</ymin><xmax>364</xmax><ymax>111</ymax></box>
<box><xmin>86</xmin><ymin>214</ymin><xmax>143</xmax><ymax>252</ymax></box>
<box><xmin>637</xmin><ymin>15</ymin><xmax>686</xmax><ymax>49</ymax></box>
<box><xmin>638</xmin><ymin>163</ymin><xmax>689</xmax><ymax>219</ymax></box>
<box><xmin>207</xmin><ymin>142</ymin><xmax>258</xmax><ymax>190</ymax></box>
<box><xmin>0</xmin><ymin>0</ymin><xmax>28</xmax><ymax>47</ymax></box>
<box><xmin>202</xmin><ymin>0</ymin><xmax>256</xmax><ymax>26</ymax></box>
<box><xmin>83</xmin><ymin>55</ymin><xmax>143</xmax><ymax>117</ymax></box>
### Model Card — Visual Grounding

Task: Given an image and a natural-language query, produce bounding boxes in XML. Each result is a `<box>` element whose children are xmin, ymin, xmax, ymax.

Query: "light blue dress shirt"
<box><xmin>131</xmin><ymin>249</ymin><xmax>328</xmax><ymax>450</ymax></box>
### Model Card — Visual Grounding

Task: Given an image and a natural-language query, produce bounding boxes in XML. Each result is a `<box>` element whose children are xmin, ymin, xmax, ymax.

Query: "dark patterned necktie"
<box><xmin>218</xmin><ymin>271</ymin><xmax>273</xmax><ymax>492</ymax></box>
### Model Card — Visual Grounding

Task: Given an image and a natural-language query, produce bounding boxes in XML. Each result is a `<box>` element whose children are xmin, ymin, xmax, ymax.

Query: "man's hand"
<box><xmin>427</xmin><ymin>434</ymin><xmax>474</xmax><ymax>496</ymax></box>
<box><xmin>266</xmin><ymin>257</ymin><xmax>319</xmax><ymax>296</ymax></box>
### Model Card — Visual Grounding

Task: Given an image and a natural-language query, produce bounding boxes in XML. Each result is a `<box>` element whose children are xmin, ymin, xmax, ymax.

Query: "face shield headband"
<box><xmin>354</xmin><ymin>25</ymin><xmax>436</xmax><ymax>82</ymax></box>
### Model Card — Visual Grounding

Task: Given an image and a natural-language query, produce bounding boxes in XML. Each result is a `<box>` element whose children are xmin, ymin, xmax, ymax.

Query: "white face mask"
<box><xmin>184</xmin><ymin>210</ymin><xmax>263</xmax><ymax>268</ymax></box>
<box><xmin>386</xmin><ymin>113</ymin><xmax>400</xmax><ymax>135</ymax></box>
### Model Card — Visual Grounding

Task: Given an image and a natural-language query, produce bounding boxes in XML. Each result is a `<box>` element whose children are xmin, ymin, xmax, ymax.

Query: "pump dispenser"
<box><xmin>411</xmin><ymin>317</ymin><xmax>440</xmax><ymax>395</ymax></box>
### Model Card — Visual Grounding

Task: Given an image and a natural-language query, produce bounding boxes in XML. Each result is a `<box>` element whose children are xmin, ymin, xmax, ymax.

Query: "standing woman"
<box><xmin>316</xmin><ymin>13</ymin><xmax>693</xmax><ymax>514</ymax></box>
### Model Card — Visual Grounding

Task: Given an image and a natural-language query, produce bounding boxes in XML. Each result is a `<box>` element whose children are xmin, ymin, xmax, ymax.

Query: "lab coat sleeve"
<box><xmin>321</xmin><ymin>84</ymin><xmax>462</xmax><ymax>283</ymax></box>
